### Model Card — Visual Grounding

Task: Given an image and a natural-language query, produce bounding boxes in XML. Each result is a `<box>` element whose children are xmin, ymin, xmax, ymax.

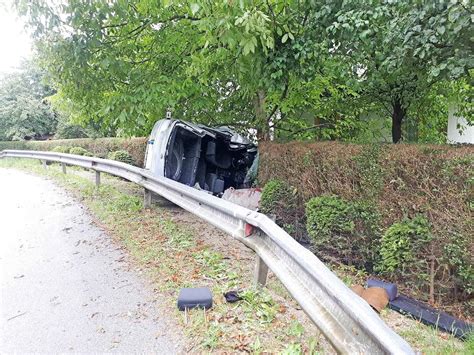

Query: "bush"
<box><xmin>378</xmin><ymin>215</ymin><xmax>432</xmax><ymax>274</ymax></box>
<box><xmin>51</xmin><ymin>146</ymin><xmax>70</xmax><ymax>154</ymax></box>
<box><xmin>260</xmin><ymin>179</ymin><xmax>296</xmax><ymax>214</ymax></box>
<box><xmin>305</xmin><ymin>195</ymin><xmax>380</xmax><ymax>267</ymax></box>
<box><xmin>260</xmin><ymin>179</ymin><xmax>302</xmax><ymax>237</ymax></box>
<box><xmin>69</xmin><ymin>146</ymin><xmax>93</xmax><ymax>156</ymax></box>
<box><xmin>443</xmin><ymin>234</ymin><xmax>474</xmax><ymax>296</ymax></box>
<box><xmin>107</xmin><ymin>150</ymin><xmax>134</xmax><ymax>165</ymax></box>
<box><xmin>306</xmin><ymin>195</ymin><xmax>354</xmax><ymax>239</ymax></box>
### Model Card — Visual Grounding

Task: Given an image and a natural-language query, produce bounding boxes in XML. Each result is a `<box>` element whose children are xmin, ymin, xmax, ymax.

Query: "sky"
<box><xmin>0</xmin><ymin>0</ymin><xmax>32</xmax><ymax>73</ymax></box>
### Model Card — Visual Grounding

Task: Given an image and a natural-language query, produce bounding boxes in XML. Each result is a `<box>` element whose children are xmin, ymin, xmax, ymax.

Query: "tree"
<box><xmin>329</xmin><ymin>0</ymin><xmax>473</xmax><ymax>143</ymax></box>
<box><xmin>17</xmin><ymin>0</ymin><xmax>345</xmax><ymax>140</ymax></box>
<box><xmin>0</xmin><ymin>61</ymin><xmax>57</xmax><ymax>141</ymax></box>
<box><xmin>17</xmin><ymin>1</ymin><xmax>471</xmax><ymax>143</ymax></box>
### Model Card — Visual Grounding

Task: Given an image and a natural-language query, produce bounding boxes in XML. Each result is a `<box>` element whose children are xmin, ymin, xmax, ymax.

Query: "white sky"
<box><xmin>0</xmin><ymin>0</ymin><xmax>32</xmax><ymax>73</ymax></box>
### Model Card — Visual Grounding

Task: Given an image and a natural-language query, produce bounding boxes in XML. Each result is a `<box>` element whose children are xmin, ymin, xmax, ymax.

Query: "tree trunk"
<box><xmin>254</xmin><ymin>90</ymin><xmax>269</xmax><ymax>141</ymax></box>
<box><xmin>391</xmin><ymin>99</ymin><xmax>406</xmax><ymax>143</ymax></box>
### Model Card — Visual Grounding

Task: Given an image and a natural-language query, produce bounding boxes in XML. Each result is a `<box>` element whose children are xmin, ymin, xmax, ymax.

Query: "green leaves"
<box><xmin>15</xmin><ymin>0</ymin><xmax>471</xmax><ymax>143</ymax></box>
<box><xmin>0</xmin><ymin>61</ymin><xmax>57</xmax><ymax>141</ymax></box>
<box><xmin>378</xmin><ymin>215</ymin><xmax>432</xmax><ymax>274</ymax></box>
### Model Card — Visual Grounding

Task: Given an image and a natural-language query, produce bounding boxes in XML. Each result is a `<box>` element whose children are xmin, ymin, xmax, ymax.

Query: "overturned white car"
<box><xmin>144</xmin><ymin>119</ymin><xmax>258</xmax><ymax>195</ymax></box>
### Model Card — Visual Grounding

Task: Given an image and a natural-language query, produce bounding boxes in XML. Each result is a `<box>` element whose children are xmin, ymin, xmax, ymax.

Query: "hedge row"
<box><xmin>0</xmin><ymin>137</ymin><xmax>147</xmax><ymax>167</ymax></box>
<box><xmin>258</xmin><ymin>142</ymin><xmax>473</xmax><ymax>316</ymax></box>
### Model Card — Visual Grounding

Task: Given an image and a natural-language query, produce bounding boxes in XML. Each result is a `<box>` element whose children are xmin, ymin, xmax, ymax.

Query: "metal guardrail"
<box><xmin>1</xmin><ymin>150</ymin><xmax>414</xmax><ymax>354</ymax></box>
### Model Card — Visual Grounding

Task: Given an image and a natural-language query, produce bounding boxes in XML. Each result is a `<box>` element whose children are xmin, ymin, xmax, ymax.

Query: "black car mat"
<box><xmin>389</xmin><ymin>295</ymin><xmax>473</xmax><ymax>339</ymax></box>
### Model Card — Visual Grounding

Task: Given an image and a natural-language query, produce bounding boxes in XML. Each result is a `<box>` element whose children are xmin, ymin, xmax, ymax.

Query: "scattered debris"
<box><xmin>362</xmin><ymin>288</ymin><xmax>389</xmax><ymax>313</ymax></box>
<box><xmin>223</xmin><ymin>290</ymin><xmax>242</xmax><ymax>303</ymax></box>
<box><xmin>351</xmin><ymin>285</ymin><xmax>389</xmax><ymax>313</ymax></box>
<box><xmin>221</xmin><ymin>188</ymin><xmax>261</xmax><ymax>210</ymax></box>
<box><xmin>90</xmin><ymin>312</ymin><xmax>101</xmax><ymax>319</ymax></box>
<box><xmin>177</xmin><ymin>287</ymin><xmax>213</xmax><ymax>311</ymax></box>
<box><xmin>367</xmin><ymin>279</ymin><xmax>398</xmax><ymax>301</ymax></box>
<box><xmin>363</xmin><ymin>279</ymin><xmax>473</xmax><ymax>339</ymax></box>
<box><xmin>389</xmin><ymin>296</ymin><xmax>473</xmax><ymax>339</ymax></box>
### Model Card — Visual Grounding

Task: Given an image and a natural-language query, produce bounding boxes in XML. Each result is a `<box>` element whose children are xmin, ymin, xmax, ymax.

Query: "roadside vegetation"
<box><xmin>259</xmin><ymin>142</ymin><xmax>473</xmax><ymax>320</ymax></box>
<box><xmin>0</xmin><ymin>158</ymin><xmax>470</xmax><ymax>354</ymax></box>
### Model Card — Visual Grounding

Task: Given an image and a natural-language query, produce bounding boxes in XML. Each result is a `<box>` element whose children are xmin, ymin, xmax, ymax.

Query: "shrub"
<box><xmin>306</xmin><ymin>195</ymin><xmax>354</xmax><ymax>239</ymax></box>
<box><xmin>107</xmin><ymin>150</ymin><xmax>134</xmax><ymax>165</ymax></box>
<box><xmin>69</xmin><ymin>146</ymin><xmax>93</xmax><ymax>156</ymax></box>
<box><xmin>443</xmin><ymin>234</ymin><xmax>474</xmax><ymax>296</ymax></box>
<box><xmin>51</xmin><ymin>146</ymin><xmax>70</xmax><ymax>154</ymax></box>
<box><xmin>353</xmin><ymin>144</ymin><xmax>385</xmax><ymax>199</ymax></box>
<box><xmin>0</xmin><ymin>141</ymin><xmax>29</xmax><ymax>151</ymax></box>
<box><xmin>305</xmin><ymin>195</ymin><xmax>382</xmax><ymax>268</ymax></box>
<box><xmin>377</xmin><ymin>215</ymin><xmax>432</xmax><ymax>274</ymax></box>
<box><xmin>260</xmin><ymin>179</ymin><xmax>296</xmax><ymax>214</ymax></box>
<box><xmin>260</xmin><ymin>179</ymin><xmax>303</xmax><ymax>238</ymax></box>
<box><xmin>259</xmin><ymin>141</ymin><xmax>473</xmax><ymax>309</ymax></box>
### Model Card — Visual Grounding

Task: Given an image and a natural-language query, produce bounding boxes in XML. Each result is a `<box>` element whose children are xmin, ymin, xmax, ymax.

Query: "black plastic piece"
<box><xmin>367</xmin><ymin>279</ymin><xmax>398</xmax><ymax>301</ymax></box>
<box><xmin>177</xmin><ymin>287</ymin><xmax>213</xmax><ymax>311</ymax></box>
<box><xmin>389</xmin><ymin>295</ymin><xmax>473</xmax><ymax>339</ymax></box>
<box><xmin>224</xmin><ymin>290</ymin><xmax>242</xmax><ymax>303</ymax></box>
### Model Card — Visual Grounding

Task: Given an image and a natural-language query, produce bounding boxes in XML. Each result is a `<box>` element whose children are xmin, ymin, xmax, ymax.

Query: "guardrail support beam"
<box><xmin>41</xmin><ymin>160</ymin><xmax>47</xmax><ymax>170</ymax></box>
<box><xmin>95</xmin><ymin>171</ymin><xmax>101</xmax><ymax>187</ymax></box>
<box><xmin>61</xmin><ymin>163</ymin><xmax>67</xmax><ymax>174</ymax></box>
<box><xmin>143</xmin><ymin>189</ymin><xmax>152</xmax><ymax>209</ymax></box>
<box><xmin>254</xmin><ymin>255</ymin><xmax>269</xmax><ymax>286</ymax></box>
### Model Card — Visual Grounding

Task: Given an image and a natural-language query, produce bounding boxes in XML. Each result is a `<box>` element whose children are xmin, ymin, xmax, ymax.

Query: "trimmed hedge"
<box><xmin>259</xmin><ymin>142</ymin><xmax>474</xmax><ymax>313</ymax></box>
<box><xmin>0</xmin><ymin>137</ymin><xmax>147</xmax><ymax>167</ymax></box>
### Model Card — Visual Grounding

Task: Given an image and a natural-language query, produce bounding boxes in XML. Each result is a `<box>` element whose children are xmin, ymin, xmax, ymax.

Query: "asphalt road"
<box><xmin>0</xmin><ymin>168</ymin><xmax>182</xmax><ymax>353</ymax></box>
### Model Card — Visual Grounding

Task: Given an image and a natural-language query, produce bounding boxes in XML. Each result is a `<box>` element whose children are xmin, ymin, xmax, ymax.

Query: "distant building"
<box><xmin>447</xmin><ymin>106</ymin><xmax>473</xmax><ymax>144</ymax></box>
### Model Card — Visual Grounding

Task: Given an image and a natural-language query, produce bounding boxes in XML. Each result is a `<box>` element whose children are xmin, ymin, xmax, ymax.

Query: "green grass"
<box><xmin>397</xmin><ymin>320</ymin><xmax>469</xmax><ymax>354</ymax></box>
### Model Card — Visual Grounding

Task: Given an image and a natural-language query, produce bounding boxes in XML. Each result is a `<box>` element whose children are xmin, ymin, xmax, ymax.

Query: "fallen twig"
<box><xmin>7</xmin><ymin>311</ymin><xmax>27</xmax><ymax>321</ymax></box>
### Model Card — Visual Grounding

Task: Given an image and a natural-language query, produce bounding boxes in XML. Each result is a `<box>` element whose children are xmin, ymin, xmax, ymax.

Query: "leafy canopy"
<box><xmin>15</xmin><ymin>0</ymin><xmax>473</xmax><ymax>142</ymax></box>
<box><xmin>0</xmin><ymin>61</ymin><xmax>57</xmax><ymax>141</ymax></box>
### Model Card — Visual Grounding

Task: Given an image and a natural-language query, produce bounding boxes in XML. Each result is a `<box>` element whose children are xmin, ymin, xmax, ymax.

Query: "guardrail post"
<box><xmin>95</xmin><ymin>171</ymin><xmax>100</xmax><ymax>187</ymax></box>
<box><xmin>143</xmin><ymin>189</ymin><xmax>152</xmax><ymax>209</ymax></box>
<box><xmin>254</xmin><ymin>255</ymin><xmax>269</xmax><ymax>286</ymax></box>
<box><xmin>41</xmin><ymin>160</ymin><xmax>47</xmax><ymax>170</ymax></box>
<box><xmin>61</xmin><ymin>163</ymin><xmax>67</xmax><ymax>174</ymax></box>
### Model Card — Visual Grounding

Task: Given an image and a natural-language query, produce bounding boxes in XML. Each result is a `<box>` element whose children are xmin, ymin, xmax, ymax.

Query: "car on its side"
<box><xmin>144</xmin><ymin>119</ymin><xmax>258</xmax><ymax>195</ymax></box>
